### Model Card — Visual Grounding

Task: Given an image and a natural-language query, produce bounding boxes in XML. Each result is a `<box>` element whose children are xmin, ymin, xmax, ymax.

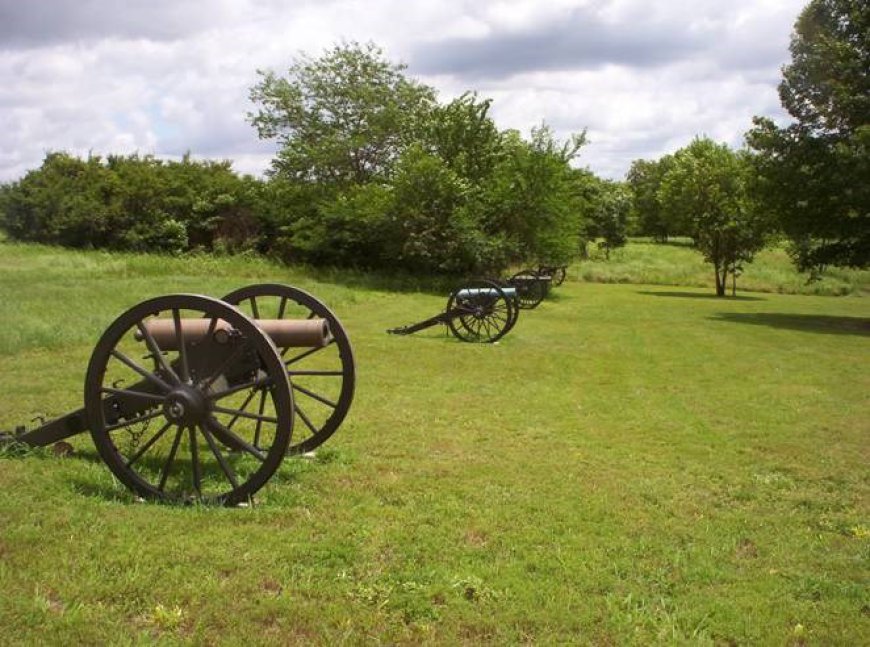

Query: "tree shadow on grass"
<box><xmin>711</xmin><ymin>313</ymin><xmax>870</xmax><ymax>337</ymax></box>
<box><xmin>637</xmin><ymin>290</ymin><xmax>766</xmax><ymax>302</ymax></box>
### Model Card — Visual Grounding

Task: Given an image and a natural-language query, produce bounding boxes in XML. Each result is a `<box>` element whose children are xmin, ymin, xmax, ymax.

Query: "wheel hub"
<box><xmin>163</xmin><ymin>386</ymin><xmax>207</xmax><ymax>426</ymax></box>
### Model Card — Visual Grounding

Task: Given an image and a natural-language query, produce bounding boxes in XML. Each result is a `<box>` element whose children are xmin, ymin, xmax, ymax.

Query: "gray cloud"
<box><xmin>0</xmin><ymin>1</ymin><xmax>806</xmax><ymax>182</ymax></box>
<box><xmin>0</xmin><ymin>0</ymin><xmax>223</xmax><ymax>48</ymax></box>
<box><xmin>411</xmin><ymin>7</ymin><xmax>706</xmax><ymax>77</ymax></box>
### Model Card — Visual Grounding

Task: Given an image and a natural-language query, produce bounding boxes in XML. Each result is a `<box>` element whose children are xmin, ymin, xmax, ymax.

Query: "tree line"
<box><xmin>1</xmin><ymin>0</ymin><xmax>866</xmax><ymax>294</ymax></box>
<box><xmin>626</xmin><ymin>0</ymin><xmax>867</xmax><ymax>293</ymax></box>
<box><xmin>0</xmin><ymin>44</ymin><xmax>624</xmax><ymax>277</ymax></box>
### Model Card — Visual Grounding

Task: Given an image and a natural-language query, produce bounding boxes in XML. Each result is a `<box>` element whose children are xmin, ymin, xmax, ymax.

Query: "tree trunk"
<box><xmin>714</xmin><ymin>261</ymin><xmax>726</xmax><ymax>296</ymax></box>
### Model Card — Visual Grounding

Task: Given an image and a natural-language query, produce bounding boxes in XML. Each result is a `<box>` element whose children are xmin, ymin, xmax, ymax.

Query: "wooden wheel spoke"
<box><xmin>100</xmin><ymin>387</ymin><xmax>166</xmax><ymax>403</ymax></box>
<box><xmin>172</xmin><ymin>309</ymin><xmax>190</xmax><ymax>383</ymax></box>
<box><xmin>286</xmin><ymin>369</ymin><xmax>343</xmax><ymax>377</ymax></box>
<box><xmin>208</xmin><ymin>375</ymin><xmax>271</xmax><ymax>402</ymax></box>
<box><xmin>253</xmin><ymin>389</ymin><xmax>267</xmax><ymax>449</ymax></box>
<box><xmin>211</xmin><ymin>405</ymin><xmax>278</xmax><ymax>424</ymax></box>
<box><xmin>283</xmin><ymin>341</ymin><xmax>333</xmax><ymax>365</ymax></box>
<box><xmin>207</xmin><ymin>419</ymin><xmax>266</xmax><ymax>463</ymax></box>
<box><xmin>199</xmin><ymin>424</ymin><xmax>240</xmax><ymax>490</ymax></box>
<box><xmin>110</xmin><ymin>349</ymin><xmax>172</xmax><ymax>393</ymax></box>
<box><xmin>125</xmin><ymin>421</ymin><xmax>173</xmax><ymax>468</ymax></box>
<box><xmin>136</xmin><ymin>320</ymin><xmax>181</xmax><ymax>386</ymax></box>
<box><xmin>294</xmin><ymin>403</ymin><xmax>319</xmax><ymax>437</ymax></box>
<box><xmin>220</xmin><ymin>387</ymin><xmax>259</xmax><ymax>431</ymax></box>
<box><xmin>105</xmin><ymin>408</ymin><xmax>165</xmax><ymax>433</ymax></box>
<box><xmin>292</xmin><ymin>383</ymin><xmax>337</xmax><ymax>408</ymax></box>
<box><xmin>157</xmin><ymin>426</ymin><xmax>184</xmax><ymax>492</ymax></box>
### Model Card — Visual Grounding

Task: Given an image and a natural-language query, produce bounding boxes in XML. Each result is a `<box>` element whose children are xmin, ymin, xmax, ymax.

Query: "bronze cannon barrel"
<box><xmin>138</xmin><ymin>318</ymin><xmax>331</xmax><ymax>349</ymax></box>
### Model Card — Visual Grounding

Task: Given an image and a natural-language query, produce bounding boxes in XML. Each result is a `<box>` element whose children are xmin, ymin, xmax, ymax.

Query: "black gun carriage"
<box><xmin>536</xmin><ymin>264</ymin><xmax>567</xmax><ymax>287</ymax></box>
<box><xmin>502</xmin><ymin>269</ymin><xmax>551</xmax><ymax>310</ymax></box>
<box><xmin>387</xmin><ymin>279</ymin><xmax>518</xmax><ymax>343</ymax></box>
<box><xmin>0</xmin><ymin>284</ymin><xmax>355</xmax><ymax>506</ymax></box>
<box><xmin>497</xmin><ymin>264</ymin><xmax>567</xmax><ymax>310</ymax></box>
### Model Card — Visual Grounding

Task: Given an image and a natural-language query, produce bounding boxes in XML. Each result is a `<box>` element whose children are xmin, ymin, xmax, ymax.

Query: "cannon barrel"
<box><xmin>455</xmin><ymin>287</ymin><xmax>517</xmax><ymax>299</ymax></box>
<box><xmin>138</xmin><ymin>318</ymin><xmax>331</xmax><ymax>349</ymax></box>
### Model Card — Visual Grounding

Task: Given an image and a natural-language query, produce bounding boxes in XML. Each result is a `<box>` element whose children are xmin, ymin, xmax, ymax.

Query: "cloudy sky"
<box><xmin>0</xmin><ymin>0</ymin><xmax>806</xmax><ymax>182</ymax></box>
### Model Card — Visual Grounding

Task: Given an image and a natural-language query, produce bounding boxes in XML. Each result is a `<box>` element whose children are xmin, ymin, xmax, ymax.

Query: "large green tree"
<box><xmin>248</xmin><ymin>42</ymin><xmax>436</xmax><ymax>186</ymax></box>
<box><xmin>747</xmin><ymin>0</ymin><xmax>869</xmax><ymax>272</ymax></box>
<box><xmin>658</xmin><ymin>138</ymin><xmax>770</xmax><ymax>296</ymax></box>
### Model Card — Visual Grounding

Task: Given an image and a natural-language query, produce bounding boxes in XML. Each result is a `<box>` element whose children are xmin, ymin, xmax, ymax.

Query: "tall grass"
<box><xmin>574</xmin><ymin>240</ymin><xmax>870</xmax><ymax>296</ymax></box>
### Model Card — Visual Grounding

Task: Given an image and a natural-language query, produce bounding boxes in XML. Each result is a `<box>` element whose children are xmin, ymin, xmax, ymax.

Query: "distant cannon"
<box><xmin>501</xmin><ymin>269</ymin><xmax>552</xmax><ymax>310</ymax></box>
<box><xmin>537</xmin><ymin>265</ymin><xmax>567</xmax><ymax>287</ymax></box>
<box><xmin>0</xmin><ymin>284</ymin><xmax>355</xmax><ymax>505</ymax></box>
<box><xmin>387</xmin><ymin>280</ymin><xmax>518</xmax><ymax>343</ymax></box>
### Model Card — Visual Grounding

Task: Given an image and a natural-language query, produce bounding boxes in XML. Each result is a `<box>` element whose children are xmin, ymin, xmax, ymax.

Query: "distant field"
<box><xmin>0</xmin><ymin>240</ymin><xmax>868</xmax><ymax>644</ymax></box>
<box><xmin>575</xmin><ymin>239</ymin><xmax>870</xmax><ymax>296</ymax></box>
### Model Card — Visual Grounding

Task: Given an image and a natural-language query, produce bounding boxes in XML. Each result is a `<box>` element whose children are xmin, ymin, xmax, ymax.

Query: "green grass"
<box><xmin>576</xmin><ymin>240</ymin><xmax>870</xmax><ymax>296</ymax></box>
<box><xmin>0</xmin><ymin>240</ymin><xmax>868</xmax><ymax>644</ymax></box>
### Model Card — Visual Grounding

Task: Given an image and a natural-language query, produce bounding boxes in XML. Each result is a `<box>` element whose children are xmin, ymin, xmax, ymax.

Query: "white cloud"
<box><xmin>0</xmin><ymin>0</ymin><xmax>806</xmax><ymax>182</ymax></box>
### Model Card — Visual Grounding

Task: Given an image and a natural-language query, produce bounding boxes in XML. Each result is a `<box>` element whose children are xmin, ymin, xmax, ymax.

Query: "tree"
<box><xmin>481</xmin><ymin>125</ymin><xmax>587</xmax><ymax>266</ymax></box>
<box><xmin>248</xmin><ymin>42</ymin><xmax>436</xmax><ymax>186</ymax></box>
<box><xmin>746</xmin><ymin>0</ymin><xmax>869</xmax><ymax>273</ymax></box>
<box><xmin>0</xmin><ymin>152</ymin><xmax>265</xmax><ymax>255</ymax></box>
<box><xmin>585</xmin><ymin>179</ymin><xmax>631</xmax><ymax>259</ymax></box>
<box><xmin>422</xmin><ymin>92</ymin><xmax>503</xmax><ymax>185</ymax></box>
<box><xmin>658</xmin><ymin>138</ymin><xmax>769</xmax><ymax>296</ymax></box>
<box><xmin>625</xmin><ymin>155</ymin><xmax>681</xmax><ymax>241</ymax></box>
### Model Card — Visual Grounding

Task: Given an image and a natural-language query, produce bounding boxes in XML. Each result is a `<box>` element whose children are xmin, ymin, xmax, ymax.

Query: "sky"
<box><xmin>0</xmin><ymin>0</ymin><xmax>807</xmax><ymax>183</ymax></box>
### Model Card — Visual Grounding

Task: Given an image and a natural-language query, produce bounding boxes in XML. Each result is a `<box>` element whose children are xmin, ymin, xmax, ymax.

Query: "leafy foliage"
<box><xmin>248</xmin><ymin>41</ymin><xmax>436</xmax><ymax>187</ymax></box>
<box><xmin>0</xmin><ymin>152</ymin><xmax>263</xmax><ymax>254</ymax></box>
<box><xmin>747</xmin><ymin>0</ymin><xmax>869</xmax><ymax>273</ymax></box>
<box><xmin>584</xmin><ymin>178</ymin><xmax>631</xmax><ymax>258</ymax></box>
<box><xmin>249</xmin><ymin>44</ymin><xmax>590</xmax><ymax>274</ymax></box>
<box><xmin>2</xmin><ymin>42</ymin><xmax>595</xmax><ymax>277</ymax></box>
<box><xmin>626</xmin><ymin>155</ymin><xmax>682</xmax><ymax>240</ymax></box>
<box><xmin>658</xmin><ymin>138</ymin><xmax>770</xmax><ymax>296</ymax></box>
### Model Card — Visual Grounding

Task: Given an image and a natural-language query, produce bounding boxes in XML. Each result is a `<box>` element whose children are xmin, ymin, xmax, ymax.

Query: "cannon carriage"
<box><xmin>0</xmin><ymin>284</ymin><xmax>355</xmax><ymax>506</ymax></box>
<box><xmin>387</xmin><ymin>279</ymin><xmax>518</xmax><ymax>343</ymax></box>
<box><xmin>536</xmin><ymin>264</ymin><xmax>567</xmax><ymax>287</ymax></box>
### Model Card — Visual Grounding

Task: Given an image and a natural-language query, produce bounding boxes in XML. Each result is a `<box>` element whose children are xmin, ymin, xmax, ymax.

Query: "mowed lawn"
<box><xmin>0</xmin><ymin>242</ymin><xmax>868</xmax><ymax>645</ymax></box>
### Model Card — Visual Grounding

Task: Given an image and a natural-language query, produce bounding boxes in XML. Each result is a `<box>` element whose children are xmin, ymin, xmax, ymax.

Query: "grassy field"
<box><xmin>576</xmin><ymin>240</ymin><xmax>870</xmax><ymax>296</ymax></box>
<box><xmin>0</xmin><ymin>240</ymin><xmax>868</xmax><ymax>645</ymax></box>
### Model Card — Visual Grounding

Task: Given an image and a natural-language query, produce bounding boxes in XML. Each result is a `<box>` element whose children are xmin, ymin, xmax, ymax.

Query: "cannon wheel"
<box><xmin>222</xmin><ymin>284</ymin><xmax>355</xmax><ymax>455</ymax></box>
<box><xmin>85</xmin><ymin>294</ymin><xmax>293</xmax><ymax>505</ymax></box>
<box><xmin>447</xmin><ymin>279</ymin><xmax>514</xmax><ymax>343</ymax></box>
<box><xmin>510</xmin><ymin>269</ymin><xmax>547</xmax><ymax>309</ymax></box>
<box><xmin>488</xmin><ymin>278</ymin><xmax>521</xmax><ymax>334</ymax></box>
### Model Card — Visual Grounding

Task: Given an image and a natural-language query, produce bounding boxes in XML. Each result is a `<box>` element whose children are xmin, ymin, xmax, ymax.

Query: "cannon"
<box><xmin>537</xmin><ymin>264</ymin><xmax>567</xmax><ymax>287</ymax></box>
<box><xmin>387</xmin><ymin>279</ymin><xmax>518</xmax><ymax>343</ymax></box>
<box><xmin>502</xmin><ymin>269</ymin><xmax>552</xmax><ymax>310</ymax></box>
<box><xmin>0</xmin><ymin>284</ymin><xmax>355</xmax><ymax>506</ymax></box>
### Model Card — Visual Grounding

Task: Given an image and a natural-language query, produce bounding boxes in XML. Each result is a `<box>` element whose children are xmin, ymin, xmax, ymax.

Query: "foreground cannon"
<box><xmin>387</xmin><ymin>279</ymin><xmax>518</xmax><ymax>343</ymax></box>
<box><xmin>0</xmin><ymin>284</ymin><xmax>355</xmax><ymax>505</ymax></box>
